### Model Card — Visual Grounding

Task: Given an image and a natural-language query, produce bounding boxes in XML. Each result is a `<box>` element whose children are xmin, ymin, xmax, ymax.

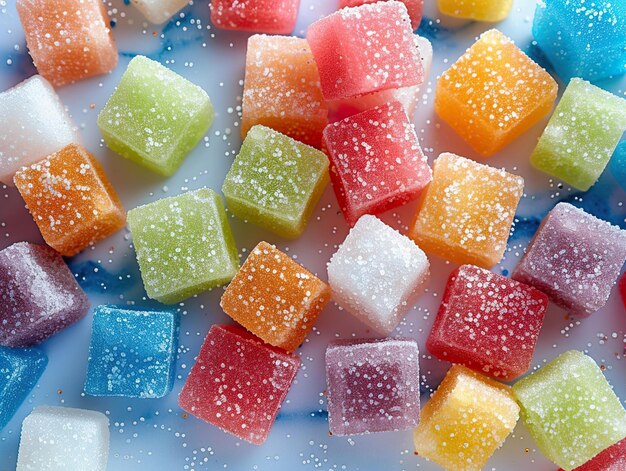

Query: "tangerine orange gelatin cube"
<box><xmin>14</xmin><ymin>144</ymin><xmax>126</xmax><ymax>257</ymax></box>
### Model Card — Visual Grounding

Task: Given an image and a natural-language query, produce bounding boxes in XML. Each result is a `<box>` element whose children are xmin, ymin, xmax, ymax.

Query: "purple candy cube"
<box><xmin>0</xmin><ymin>242</ymin><xmax>89</xmax><ymax>347</ymax></box>
<box><xmin>512</xmin><ymin>203</ymin><xmax>626</xmax><ymax>317</ymax></box>
<box><xmin>325</xmin><ymin>338</ymin><xmax>420</xmax><ymax>436</ymax></box>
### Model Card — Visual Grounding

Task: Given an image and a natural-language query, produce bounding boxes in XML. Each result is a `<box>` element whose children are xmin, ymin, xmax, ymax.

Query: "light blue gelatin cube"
<box><xmin>0</xmin><ymin>347</ymin><xmax>47</xmax><ymax>429</ymax></box>
<box><xmin>611</xmin><ymin>142</ymin><xmax>626</xmax><ymax>191</ymax></box>
<box><xmin>84</xmin><ymin>305</ymin><xmax>179</xmax><ymax>399</ymax></box>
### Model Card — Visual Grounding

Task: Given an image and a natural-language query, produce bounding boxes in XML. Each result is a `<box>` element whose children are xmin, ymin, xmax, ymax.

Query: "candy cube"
<box><xmin>327</xmin><ymin>215</ymin><xmax>429</xmax><ymax>335</ymax></box>
<box><xmin>210</xmin><ymin>0</ymin><xmax>300</xmax><ymax>33</ymax></box>
<box><xmin>323</xmin><ymin>101</ymin><xmax>431</xmax><ymax>225</ymax></box>
<box><xmin>533</xmin><ymin>0</ymin><xmax>626</xmax><ymax>82</ymax></box>
<box><xmin>84</xmin><ymin>305</ymin><xmax>179</xmax><ymax>398</ymax></box>
<box><xmin>427</xmin><ymin>265</ymin><xmax>548</xmax><ymax>381</ymax></box>
<box><xmin>221</xmin><ymin>241</ymin><xmax>330</xmax><ymax>352</ymax></box>
<box><xmin>513</xmin><ymin>351</ymin><xmax>626</xmax><ymax>470</ymax></box>
<box><xmin>620</xmin><ymin>274</ymin><xmax>626</xmax><ymax>311</ymax></box>
<box><xmin>512</xmin><ymin>202</ymin><xmax>626</xmax><ymax>317</ymax></box>
<box><xmin>97</xmin><ymin>55</ymin><xmax>214</xmax><ymax>176</ymax></box>
<box><xmin>307</xmin><ymin>2</ymin><xmax>423</xmax><ymax>100</ymax></box>
<box><xmin>178</xmin><ymin>324</ymin><xmax>300</xmax><ymax>445</ymax></box>
<box><xmin>611</xmin><ymin>142</ymin><xmax>626</xmax><ymax>191</ymax></box>
<box><xmin>436</xmin><ymin>29</ymin><xmax>557</xmax><ymax>157</ymax></box>
<box><xmin>0</xmin><ymin>347</ymin><xmax>47</xmax><ymax>430</ymax></box>
<box><xmin>559</xmin><ymin>437</ymin><xmax>626</xmax><ymax>471</ymax></box>
<box><xmin>131</xmin><ymin>0</ymin><xmax>191</xmax><ymax>24</ymax></box>
<box><xmin>222</xmin><ymin>126</ymin><xmax>329</xmax><ymax>239</ymax></box>
<box><xmin>530</xmin><ymin>79</ymin><xmax>626</xmax><ymax>191</ymax></box>
<box><xmin>325</xmin><ymin>338</ymin><xmax>420</xmax><ymax>435</ymax></box>
<box><xmin>17</xmin><ymin>406</ymin><xmax>109</xmax><ymax>471</ymax></box>
<box><xmin>17</xmin><ymin>0</ymin><xmax>117</xmax><ymax>87</ymax></box>
<box><xmin>127</xmin><ymin>188</ymin><xmax>238</xmax><ymax>304</ymax></box>
<box><xmin>409</xmin><ymin>153</ymin><xmax>524</xmax><ymax>268</ymax></box>
<box><xmin>338</xmin><ymin>0</ymin><xmax>423</xmax><ymax>29</ymax></box>
<box><xmin>438</xmin><ymin>0</ymin><xmax>513</xmax><ymax>21</ymax></box>
<box><xmin>14</xmin><ymin>144</ymin><xmax>126</xmax><ymax>257</ymax></box>
<box><xmin>0</xmin><ymin>75</ymin><xmax>80</xmax><ymax>185</ymax></box>
<box><xmin>241</xmin><ymin>35</ymin><xmax>327</xmax><ymax>148</ymax></box>
<box><xmin>0</xmin><ymin>242</ymin><xmax>89</xmax><ymax>348</ymax></box>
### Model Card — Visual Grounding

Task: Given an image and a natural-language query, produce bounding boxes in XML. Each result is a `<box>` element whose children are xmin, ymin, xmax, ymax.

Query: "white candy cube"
<box><xmin>328</xmin><ymin>215</ymin><xmax>429</xmax><ymax>335</ymax></box>
<box><xmin>131</xmin><ymin>0</ymin><xmax>191</xmax><ymax>24</ymax></box>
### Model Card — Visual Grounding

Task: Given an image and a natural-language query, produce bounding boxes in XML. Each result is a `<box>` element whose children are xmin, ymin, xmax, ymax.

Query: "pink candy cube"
<box><xmin>560</xmin><ymin>437</ymin><xmax>626</xmax><ymax>471</ymax></box>
<box><xmin>338</xmin><ymin>0</ymin><xmax>423</xmax><ymax>30</ymax></box>
<box><xmin>210</xmin><ymin>0</ymin><xmax>301</xmax><ymax>34</ymax></box>
<box><xmin>307</xmin><ymin>2</ymin><xmax>423</xmax><ymax>100</ymax></box>
<box><xmin>323</xmin><ymin>101</ymin><xmax>431</xmax><ymax>226</ymax></box>
<box><xmin>620</xmin><ymin>274</ymin><xmax>626</xmax><ymax>311</ymax></box>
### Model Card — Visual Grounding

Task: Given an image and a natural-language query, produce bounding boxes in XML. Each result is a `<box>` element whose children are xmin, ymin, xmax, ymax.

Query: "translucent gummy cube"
<box><xmin>130</xmin><ymin>0</ymin><xmax>191</xmax><ymax>24</ymax></box>
<box><xmin>512</xmin><ymin>202</ymin><xmax>626</xmax><ymax>317</ymax></box>
<box><xmin>178</xmin><ymin>324</ymin><xmax>300</xmax><ymax>445</ymax></box>
<box><xmin>85</xmin><ymin>305</ymin><xmax>179</xmax><ymax>398</ymax></box>
<box><xmin>327</xmin><ymin>215</ymin><xmax>429</xmax><ymax>335</ymax></box>
<box><xmin>210</xmin><ymin>0</ymin><xmax>301</xmax><ymax>34</ymax></box>
<box><xmin>438</xmin><ymin>0</ymin><xmax>513</xmax><ymax>21</ymax></box>
<box><xmin>325</xmin><ymin>338</ymin><xmax>420</xmax><ymax>435</ymax></box>
<box><xmin>621</xmin><ymin>274</ymin><xmax>626</xmax><ymax>311</ymax></box>
<box><xmin>222</xmin><ymin>125</ymin><xmax>329</xmax><ymax>239</ymax></box>
<box><xmin>0</xmin><ymin>75</ymin><xmax>80</xmax><ymax>186</ymax></box>
<box><xmin>338</xmin><ymin>0</ymin><xmax>423</xmax><ymax>29</ymax></box>
<box><xmin>409</xmin><ymin>152</ymin><xmax>524</xmax><ymax>268</ymax></box>
<box><xmin>0</xmin><ymin>347</ymin><xmax>47</xmax><ymax>430</ymax></box>
<box><xmin>127</xmin><ymin>188</ymin><xmax>239</xmax><ymax>304</ymax></box>
<box><xmin>414</xmin><ymin>365</ymin><xmax>520</xmax><ymax>471</ymax></box>
<box><xmin>530</xmin><ymin>78</ymin><xmax>626</xmax><ymax>191</ymax></box>
<box><xmin>513</xmin><ymin>350</ymin><xmax>626</xmax><ymax>471</ymax></box>
<box><xmin>611</xmin><ymin>141</ymin><xmax>626</xmax><ymax>192</ymax></box>
<box><xmin>435</xmin><ymin>29</ymin><xmax>557</xmax><ymax>157</ymax></box>
<box><xmin>17</xmin><ymin>406</ymin><xmax>109</xmax><ymax>471</ymax></box>
<box><xmin>0</xmin><ymin>242</ymin><xmax>90</xmax><ymax>348</ymax></box>
<box><xmin>558</xmin><ymin>437</ymin><xmax>626</xmax><ymax>471</ymax></box>
<box><xmin>221</xmin><ymin>241</ymin><xmax>330</xmax><ymax>352</ymax></box>
<box><xmin>97</xmin><ymin>55</ymin><xmax>214</xmax><ymax>176</ymax></box>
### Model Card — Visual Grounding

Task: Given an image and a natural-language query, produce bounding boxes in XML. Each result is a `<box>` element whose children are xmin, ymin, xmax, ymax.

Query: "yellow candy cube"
<box><xmin>438</xmin><ymin>0</ymin><xmax>513</xmax><ymax>22</ymax></box>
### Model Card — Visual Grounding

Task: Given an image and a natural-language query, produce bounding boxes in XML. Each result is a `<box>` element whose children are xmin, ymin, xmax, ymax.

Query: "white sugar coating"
<box><xmin>0</xmin><ymin>75</ymin><xmax>80</xmax><ymax>186</ymax></box>
<box><xmin>327</xmin><ymin>215</ymin><xmax>429</xmax><ymax>335</ymax></box>
<box><xmin>17</xmin><ymin>406</ymin><xmax>109</xmax><ymax>471</ymax></box>
<box><xmin>130</xmin><ymin>0</ymin><xmax>191</xmax><ymax>24</ymax></box>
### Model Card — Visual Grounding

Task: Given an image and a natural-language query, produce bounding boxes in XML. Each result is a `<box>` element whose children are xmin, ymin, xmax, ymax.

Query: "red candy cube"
<box><xmin>210</xmin><ymin>0</ymin><xmax>300</xmax><ymax>34</ymax></box>
<box><xmin>560</xmin><ymin>437</ymin><xmax>626</xmax><ymax>471</ymax></box>
<box><xmin>338</xmin><ymin>0</ymin><xmax>423</xmax><ymax>30</ymax></box>
<box><xmin>323</xmin><ymin>101</ymin><xmax>431</xmax><ymax>226</ymax></box>
<box><xmin>427</xmin><ymin>265</ymin><xmax>548</xmax><ymax>381</ymax></box>
<box><xmin>620</xmin><ymin>274</ymin><xmax>626</xmax><ymax>310</ymax></box>
<box><xmin>178</xmin><ymin>324</ymin><xmax>300</xmax><ymax>445</ymax></box>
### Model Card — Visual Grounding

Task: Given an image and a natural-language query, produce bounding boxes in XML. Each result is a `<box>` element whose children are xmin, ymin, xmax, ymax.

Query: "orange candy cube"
<box><xmin>221</xmin><ymin>241</ymin><xmax>330</xmax><ymax>352</ymax></box>
<box><xmin>14</xmin><ymin>144</ymin><xmax>126</xmax><ymax>257</ymax></box>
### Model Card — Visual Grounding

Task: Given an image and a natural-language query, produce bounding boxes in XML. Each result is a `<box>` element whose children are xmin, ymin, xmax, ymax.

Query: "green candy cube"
<box><xmin>222</xmin><ymin>125</ymin><xmax>329</xmax><ymax>239</ymax></box>
<box><xmin>530</xmin><ymin>78</ymin><xmax>626</xmax><ymax>191</ymax></box>
<box><xmin>127</xmin><ymin>188</ymin><xmax>238</xmax><ymax>304</ymax></box>
<box><xmin>97</xmin><ymin>55</ymin><xmax>214</xmax><ymax>176</ymax></box>
<box><xmin>513</xmin><ymin>350</ymin><xmax>626</xmax><ymax>471</ymax></box>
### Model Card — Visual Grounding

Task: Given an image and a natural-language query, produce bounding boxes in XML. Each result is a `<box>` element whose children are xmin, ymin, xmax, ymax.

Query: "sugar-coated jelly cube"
<box><xmin>558</xmin><ymin>437</ymin><xmax>626</xmax><ymax>471</ymax></box>
<box><xmin>97</xmin><ymin>55</ymin><xmax>214</xmax><ymax>176</ymax></box>
<box><xmin>409</xmin><ymin>153</ymin><xmax>524</xmax><ymax>268</ymax></box>
<box><xmin>210</xmin><ymin>0</ymin><xmax>300</xmax><ymax>34</ymax></box>
<box><xmin>338</xmin><ymin>0</ymin><xmax>423</xmax><ymax>29</ymax></box>
<box><xmin>438</xmin><ymin>0</ymin><xmax>513</xmax><ymax>21</ymax></box>
<box><xmin>241</xmin><ymin>35</ymin><xmax>327</xmax><ymax>148</ymax></box>
<box><xmin>328</xmin><ymin>215</ymin><xmax>429</xmax><ymax>335</ymax></box>
<box><xmin>435</xmin><ymin>29</ymin><xmax>557</xmax><ymax>157</ymax></box>
<box><xmin>14</xmin><ymin>144</ymin><xmax>126</xmax><ymax>257</ymax></box>
<box><xmin>17</xmin><ymin>0</ymin><xmax>118</xmax><ymax>87</ymax></box>
<box><xmin>131</xmin><ymin>0</ymin><xmax>191</xmax><ymax>24</ymax></box>
<box><xmin>0</xmin><ymin>347</ymin><xmax>47</xmax><ymax>430</ymax></box>
<box><xmin>307</xmin><ymin>2</ymin><xmax>423</xmax><ymax>100</ymax></box>
<box><xmin>620</xmin><ymin>274</ymin><xmax>626</xmax><ymax>311</ymax></box>
<box><xmin>414</xmin><ymin>365</ymin><xmax>519</xmax><ymax>471</ymax></box>
<box><xmin>17</xmin><ymin>406</ymin><xmax>109</xmax><ymax>471</ymax></box>
<box><xmin>611</xmin><ymin>142</ymin><xmax>626</xmax><ymax>192</ymax></box>
<box><xmin>0</xmin><ymin>242</ymin><xmax>89</xmax><ymax>348</ymax></box>
<box><xmin>127</xmin><ymin>188</ymin><xmax>238</xmax><ymax>304</ymax></box>
<box><xmin>0</xmin><ymin>75</ymin><xmax>80</xmax><ymax>186</ymax></box>
<box><xmin>512</xmin><ymin>202</ymin><xmax>626</xmax><ymax>317</ymax></box>
<box><xmin>530</xmin><ymin>79</ymin><xmax>626</xmax><ymax>191</ymax></box>
<box><xmin>222</xmin><ymin>126</ymin><xmax>329</xmax><ymax>239</ymax></box>
<box><xmin>533</xmin><ymin>0</ymin><xmax>626</xmax><ymax>82</ymax></box>
<box><xmin>85</xmin><ymin>305</ymin><xmax>179</xmax><ymax>399</ymax></box>
<box><xmin>221</xmin><ymin>241</ymin><xmax>330</xmax><ymax>352</ymax></box>
<box><xmin>513</xmin><ymin>351</ymin><xmax>626</xmax><ymax>471</ymax></box>
<box><xmin>427</xmin><ymin>265</ymin><xmax>548</xmax><ymax>381</ymax></box>
<box><xmin>323</xmin><ymin>101</ymin><xmax>431</xmax><ymax>226</ymax></box>
<box><xmin>178</xmin><ymin>324</ymin><xmax>300</xmax><ymax>445</ymax></box>
<box><xmin>325</xmin><ymin>338</ymin><xmax>420</xmax><ymax>436</ymax></box>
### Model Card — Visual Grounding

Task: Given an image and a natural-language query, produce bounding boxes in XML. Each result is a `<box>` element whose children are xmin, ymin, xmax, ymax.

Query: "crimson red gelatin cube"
<box><xmin>620</xmin><ymin>274</ymin><xmax>626</xmax><ymax>311</ymax></box>
<box><xmin>560</xmin><ymin>437</ymin><xmax>626</xmax><ymax>471</ymax></box>
<box><xmin>210</xmin><ymin>0</ymin><xmax>300</xmax><ymax>34</ymax></box>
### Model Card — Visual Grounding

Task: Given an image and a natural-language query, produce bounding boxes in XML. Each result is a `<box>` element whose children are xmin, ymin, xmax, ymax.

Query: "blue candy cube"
<box><xmin>611</xmin><ymin>142</ymin><xmax>626</xmax><ymax>191</ymax></box>
<box><xmin>85</xmin><ymin>306</ymin><xmax>179</xmax><ymax>399</ymax></box>
<box><xmin>0</xmin><ymin>347</ymin><xmax>47</xmax><ymax>429</ymax></box>
<box><xmin>533</xmin><ymin>0</ymin><xmax>626</xmax><ymax>82</ymax></box>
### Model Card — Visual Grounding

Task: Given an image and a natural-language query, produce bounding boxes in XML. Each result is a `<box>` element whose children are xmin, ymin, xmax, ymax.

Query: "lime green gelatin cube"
<box><xmin>530</xmin><ymin>78</ymin><xmax>626</xmax><ymax>191</ymax></box>
<box><xmin>222</xmin><ymin>125</ymin><xmax>329</xmax><ymax>239</ymax></box>
<box><xmin>127</xmin><ymin>188</ymin><xmax>238</xmax><ymax>304</ymax></box>
<box><xmin>97</xmin><ymin>55</ymin><xmax>214</xmax><ymax>176</ymax></box>
<box><xmin>513</xmin><ymin>350</ymin><xmax>626</xmax><ymax>471</ymax></box>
